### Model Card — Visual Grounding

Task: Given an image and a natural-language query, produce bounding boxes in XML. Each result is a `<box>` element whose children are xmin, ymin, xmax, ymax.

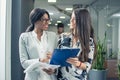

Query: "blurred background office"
<box><xmin>0</xmin><ymin>0</ymin><xmax>120</xmax><ymax>80</ymax></box>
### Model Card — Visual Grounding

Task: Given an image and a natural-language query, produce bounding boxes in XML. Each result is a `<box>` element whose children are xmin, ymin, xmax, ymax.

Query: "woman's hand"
<box><xmin>40</xmin><ymin>52</ymin><xmax>52</xmax><ymax>63</ymax></box>
<box><xmin>67</xmin><ymin>57</ymin><xmax>87</xmax><ymax>69</ymax></box>
<box><xmin>46</xmin><ymin>52</ymin><xmax>52</xmax><ymax>59</ymax></box>
<box><xmin>66</xmin><ymin>57</ymin><xmax>80</xmax><ymax>67</ymax></box>
<box><xmin>42</xmin><ymin>68</ymin><xmax>55</xmax><ymax>75</ymax></box>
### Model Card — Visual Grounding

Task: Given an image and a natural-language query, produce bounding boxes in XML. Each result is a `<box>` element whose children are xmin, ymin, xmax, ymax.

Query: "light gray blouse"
<box><xmin>19</xmin><ymin>31</ymin><xmax>57</xmax><ymax>80</ymax></box>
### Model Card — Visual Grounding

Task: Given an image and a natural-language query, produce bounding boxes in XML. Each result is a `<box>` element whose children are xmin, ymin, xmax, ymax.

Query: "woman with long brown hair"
<box><xmin>57</xmin><ymin>8</ymin><xmax>96</xmax><ymax>80</ymax></box>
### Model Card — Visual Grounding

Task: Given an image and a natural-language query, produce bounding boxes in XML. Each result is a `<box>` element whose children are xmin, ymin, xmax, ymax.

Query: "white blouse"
<box><xmin>19</xmin><ymin>31</ymin><xmax>57</xmax><ymax>80</ymax></box>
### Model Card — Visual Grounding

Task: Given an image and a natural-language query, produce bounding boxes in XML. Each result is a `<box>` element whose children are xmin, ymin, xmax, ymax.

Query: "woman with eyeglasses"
<box><xmin>56</xmin><ymin>9</ymin><xmax>96</xmax><ymax>80</ymax></box>
<box><xmin>19</xmin><ymin>8</ymin><xmax>57</xmax><ymax>80</ymax></box>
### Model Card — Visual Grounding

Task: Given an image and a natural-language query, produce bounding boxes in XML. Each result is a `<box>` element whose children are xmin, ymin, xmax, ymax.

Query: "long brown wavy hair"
<box><xmin>74</xmin><ymin>9</ymin><xmax>96</xmax><ymax>62</ymax></box>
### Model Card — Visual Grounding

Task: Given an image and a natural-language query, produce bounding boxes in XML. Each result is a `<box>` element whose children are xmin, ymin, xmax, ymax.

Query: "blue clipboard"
<box><xmin>50</xmin><ymin>48</ymin><xmax>80</xmax><ymax>67</ymax></box>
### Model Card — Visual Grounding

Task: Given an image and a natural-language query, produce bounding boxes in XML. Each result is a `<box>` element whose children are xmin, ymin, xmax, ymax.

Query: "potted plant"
<box><xmin>88</xmin><ymin>32</ymin><xmax>107</xmax><ymax>80</ymax></box>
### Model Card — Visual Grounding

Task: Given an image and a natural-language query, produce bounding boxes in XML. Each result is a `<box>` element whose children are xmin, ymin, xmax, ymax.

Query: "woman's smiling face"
<box><xmin>70</xmin><ymin>11</ymin><xmax>76</xmax><ymax>30</ymax></box>
<box><xmin>36</xmin><ymin>13</ymin><xmax>50</xmax><ymax>31</ymax></box>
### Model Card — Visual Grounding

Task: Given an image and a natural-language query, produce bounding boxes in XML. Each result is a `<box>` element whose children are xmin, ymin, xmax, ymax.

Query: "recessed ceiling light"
<box><xmin>48</xmin><ymin>0</ymin><xmax>56</xmax><ymax>3</ymax></box>
<box><xmin>57</xmin><ymin>21</ymin><xmax>62</xmax><ymax>23</ymax></box>
<box><xmin>65</xmin><ymin>8</ymin><xmax>73</xmax><ymax>11</ymax></box>
<box><xmin>60</xmin><ymin>16</ymin><xmax>65</xmax><ymax>19</ymax></box>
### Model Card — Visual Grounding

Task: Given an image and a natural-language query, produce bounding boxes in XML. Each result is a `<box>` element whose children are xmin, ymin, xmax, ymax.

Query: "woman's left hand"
<box><xmin>46</xmin><ymin>52</ymin><xmax>52</xmax><ymax>59</ymax></box>
<box><xmin>42</xmin><ymin>68</ymin><xmax>55</xmax><ymax>75</ymax></box>
<box><xmin>66</xmin><ymin>57</ymin><xmax>80</xmax><ymax>67</ymax></box>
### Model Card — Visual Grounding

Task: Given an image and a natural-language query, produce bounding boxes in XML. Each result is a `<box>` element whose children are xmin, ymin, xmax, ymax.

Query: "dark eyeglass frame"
<box><xmin>40</xmin><ymin>18</ymin><xmax>50</xmax><ymax>22</ymax></box>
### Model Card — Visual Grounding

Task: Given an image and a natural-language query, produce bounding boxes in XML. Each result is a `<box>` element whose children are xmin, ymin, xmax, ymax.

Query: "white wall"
<box><xmin>98</xmin><ymin>9</ymin><xmax>107</xmax><ymax>40</ymax></box>
<box><xmin>112</xmin><ymin>18</ymin><xmax>119</xmax><ymax>55</ymax></box>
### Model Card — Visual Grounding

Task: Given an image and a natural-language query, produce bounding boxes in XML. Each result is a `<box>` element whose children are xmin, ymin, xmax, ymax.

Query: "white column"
<box><xmin>0</xmin><ymin>0</ymin><xmax>6</xmax><ymax>80</ymax></box>
<box><xmin>0</xmin><ymin>0</ymin><xmax>11</xmax><ymax>80</ymax></box>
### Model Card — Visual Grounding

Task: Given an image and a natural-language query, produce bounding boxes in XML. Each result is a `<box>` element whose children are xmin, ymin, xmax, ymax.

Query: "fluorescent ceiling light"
<box><xmin>49</xmin><ymin>12</ymin><xmax>54</xmax><ymax>15</ymax></box>
<box><xmin>60</xmin><ymin>16</ymin><xmax>65</xmax><ymax>19</ymax></box>
<box><xmin>112</xmin><ymin>13</ymin><xmax>120</xmax><ymax>17</ymax></box>
<box><xmin>57</xmin><ymin>21</ymin><xmax>62</xmax><ymax>23</ymax></box>
<box><xmin>65</xmin><ymin>8</ymin><xmax>73</xmax><ymax>11</ymax></box>
<box><xmin>48</xmin><ymin>0</ymin><xmax>56</xmax><ymax>2</ymax></box>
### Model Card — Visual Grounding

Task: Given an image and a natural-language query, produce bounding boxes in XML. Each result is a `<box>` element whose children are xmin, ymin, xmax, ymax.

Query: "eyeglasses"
<box><xmin>40</xmin><ymin>18</ymin><xmax>50</xmax><ymax>23</ymax></box>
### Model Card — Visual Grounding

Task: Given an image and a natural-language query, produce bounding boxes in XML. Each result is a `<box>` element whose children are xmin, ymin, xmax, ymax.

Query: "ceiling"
<box><xmin>34</xmin><ymin>0</ymin><xmax>120</xmax><ymax>27</ymax></box>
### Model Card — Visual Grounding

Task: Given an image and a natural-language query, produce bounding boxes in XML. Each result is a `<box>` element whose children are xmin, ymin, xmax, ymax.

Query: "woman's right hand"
<box><xmin>42</xmin><ymin>68</ymin><xmax>55</xmax><ymax>75</ymax></box>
